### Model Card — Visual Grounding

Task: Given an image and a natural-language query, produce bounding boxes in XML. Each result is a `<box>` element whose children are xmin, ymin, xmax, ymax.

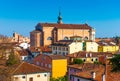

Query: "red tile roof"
<box><xmin>30</xmin><ymin>46</ymin><xmax>52</xmax><ymax>53</ymax></box>
<box><xmin>37</xmin><ymin>23</ymin><xmax>92</xmax><ymax>29</ymax></box>
<box><xmin>17</xmin><ymin>49</ymin><xmax>28</xmax><ymax>56</ymax></box>
<box><xmin>97</xmin><ymin>41</ymin><xmax>117</xmax><ymax>46</ymax></box>
<box><xmin>30</xmin><ymin>30</ymin><xmax>41</xmax><ymax>33</ymax></box>
<box><xmin>52</xmin><ymin>41</ymin><xmax>72</xmax><ymax>46</ymax></box>
<box><xmin>95</xmin><ymin>38</ymin><xmax>114</xmax><ymax>43</ymax></box>
<box><xmin>106</xmin><ymin>65</ymin><xmax>120</xmax><ymax>81</ymax></box>
<box><xmin>35</xmin><ymin>54</ymin><xmax>67</xmax><ymax>60</ymax></box>
<box><xmin>67</xmin><ymin>51</ymin><xmax>113</xmax><ymax>58</ymax></box>
<box><xmin>47</xmin><ymin>54</ymin><xmax>67</xmax><ymax>60</ymax></box>
<box><xmin>71</xmin><ymin>63</ymin><xmax>105</xmax><ymax>81</ymax></box>
<box><xmin>12</xmin><ymin>62</ymin><xmax>49</xmax><ymax>75</ymax></box>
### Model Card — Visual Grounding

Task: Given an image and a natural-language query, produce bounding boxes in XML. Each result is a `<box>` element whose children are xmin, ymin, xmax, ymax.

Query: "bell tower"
<box><xmin>90</xmin><ymin>28</ymin><xmax>96</xmax><ymax>41</ymax></box>
<box><xmin>57</xmin><ymin>10</ymin><xmax>63</xmax><ymax>24</ymax></box>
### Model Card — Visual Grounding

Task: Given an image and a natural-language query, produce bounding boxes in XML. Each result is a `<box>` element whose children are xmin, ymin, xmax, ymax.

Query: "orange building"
<box><xmin>30</xmin><ymin>12</ymin><xmax>95</xmax><ymax>47</ymax></box>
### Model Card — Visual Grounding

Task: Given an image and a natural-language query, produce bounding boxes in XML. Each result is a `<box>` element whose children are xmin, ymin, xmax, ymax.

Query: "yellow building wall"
<box><xmin>57</xmin><ymin>29</ymin><xmax>90</xmax><ymax>41</ymax></box>
<box><xmin>98</xmin><ymin>46</ymin><xmax>119</xmax><ymax>53</ymax></box>
<box><xmin>85</xmin><ymin>57</ymin><xmax>97</xmax><ymax>63</ymax></box>
<box><xmin>52</xmin><ymin>59</ymin><xmax>67</xmax><ymax>78</ymax></box>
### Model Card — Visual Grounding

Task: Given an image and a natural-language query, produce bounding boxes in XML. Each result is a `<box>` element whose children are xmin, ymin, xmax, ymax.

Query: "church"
<box><xmin>30</xmin><ymin>12</ymin><xmax>95</xmax><ymax>47</ymax></box>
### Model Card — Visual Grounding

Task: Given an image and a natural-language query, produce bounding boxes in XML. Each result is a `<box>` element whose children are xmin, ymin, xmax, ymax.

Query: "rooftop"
<box><xmin>70</xmin><ymin>63</ymin><xmax>105</xmax><ymax>81</ymax></box>
<box><xmin>12</xmin><ymin>62</ymin><xmax>49</xmax><ymax>75</ymax></box>
<box><xmin>37</xmin><ymin>23</ymin><xmax>92</xmax><ymax>29</ymax></box>
<box><xmin>67</xmin><ymin>51</ymin><xmax>113</xmax><ymax>58</ymax></box>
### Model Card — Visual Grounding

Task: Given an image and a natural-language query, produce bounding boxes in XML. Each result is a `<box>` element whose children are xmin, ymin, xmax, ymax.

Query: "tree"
<box><xmin>0</xmin><ymin>34</ymin><xmax>11</xmax><ymax>43</ymax></box>
<box><xmin>110</xmin><ymin>54</ymin><xmax>120</xmax><ymax>72</ymax></box>
<box><xmin>50</xmin><ymin>76</ymin><xmax>68</xmax><ymax>81</ymax></box>
<box><xmin>73</xmin><ymin>58</ymin><xmax>84</xmax><ymax>64</ymax></box>
<box><xmin>6</xmin><ymin>51</ymin><xmax>19</xmax><ymax>66</ymax></box>
<box><xmin>114</xmin><ymin>36</ymin><xmax>120</xmax><ymax>44</ymax></box>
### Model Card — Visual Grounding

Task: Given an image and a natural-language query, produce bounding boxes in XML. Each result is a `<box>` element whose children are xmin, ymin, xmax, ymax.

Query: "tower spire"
<box><xmin>57</xmin><ymin>9</ymin><xmax>63</xmax><ymax>24</ymax></box>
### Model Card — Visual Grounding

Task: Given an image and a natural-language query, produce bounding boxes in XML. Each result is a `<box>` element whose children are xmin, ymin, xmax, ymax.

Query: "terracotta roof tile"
<box><xmin>37</xmin><ymin>23</ymin><xmax>92</xmax><ymax>29</ymax></box>
<box><xmin>97</xmin><ymin>41</ymin><xmax>117</xmax><ymax>46</ymax></box>
<box><xmin>30</xmin><ymin>46</ymin><xmax>51</xmax><ymax>53</ymax></box>
<box><xmin>17</xmin><ymin>49</ymin><xmax>28</xmax><ymax>56</ymax></box>
<box><xmin>30</xmin><ymin>30</ymin><xmax>40</xmax><ymax>33</ymax></box>
<box><xmin>106</xmin><ymin>65</ymin><xmax>120</xmax><ymax>81</ymax></box>
<box><xmin>48</xmin><ymin>54</ymin><xmax>66</xmax><ymax>60</ymax></box>
<box><xmin>12</xmin><ymin>62</ymin><xmax>49</xmax><ymax>75</ymax></box>
<box><xmin>66</xmin><ymin>51</ymin><xmax>113</xmax><ymax>58</ymax></box>
<box><xmin>71</xmin><ymin>63</ymin><xmax>105</xmax><ymax>81</ymax></box>
<box><xmin>35</xmin><ymin>54</ymin><xmax>67</xmax><ymax>60</ymax></box>
<box><xmin>52</xmin><ymin>40</ymin><xmax>73</xmax><ymax>46</ymax></box>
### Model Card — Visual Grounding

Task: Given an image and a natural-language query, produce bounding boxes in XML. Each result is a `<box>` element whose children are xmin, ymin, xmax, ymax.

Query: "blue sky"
<box><xmin>0</xmin><ymin>0</ymin><xmax>120</xmax><ymax>37</ymax></box>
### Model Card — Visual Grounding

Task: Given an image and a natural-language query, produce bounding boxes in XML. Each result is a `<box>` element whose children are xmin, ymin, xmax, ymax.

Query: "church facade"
<box><xmin>30</xmin><ymin>12</ymin><xmax>95</xmax><ymax>47</ymax></box>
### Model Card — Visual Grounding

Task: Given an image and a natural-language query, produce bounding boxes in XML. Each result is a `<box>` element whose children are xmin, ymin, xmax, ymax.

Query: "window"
<box><xmin>91</xmin><ymin>59</ymin><xmax>93</xmax><ymax>61</ymax></box>
<box><xmin>45</xmin><ymin>64</ymin><xmax>47</xmax><ymax>67</ymax></box>
<box><xmin>44</xmin><ymin>74</ymin><xmax>47</xmax><ymax>77</ymax></box>
<box><xmin>84</xmin><ymin>36</ymin><xmax>88</xmax><ymax>40</ymax></box>
<box><xmin>58</xmin><ymin>47</ymin><xmax>61</xmax><ymax>50</ymax></box>
<box><xmin>74</xmin><ymin>69</ymin><xmax>76</xmax><ymax>72</ymax></box>
<box><xmin>56</xmin><ymin>47</ymin><xmax>57</xmax><ymax>50</ymax></box>
<box><xmin>37</xmin><ymin>75</ymin><xmax>40</xmax><ymax>77</ymax></box>
<box><xmin>22</xmin><ymin>76</ymin><xmax>25</xmax><ymax>79</ymax></box>
<box><xmin>63</xmin><ymin>52</ymin><xmax>65</xmax><ymax>56</ymax></box>
<box><xmin>83</xmin><ymin>59</ymin><xmax>86</xmax><ymax>62</ymax></box>
<box><xmin>48</xmin><ymin>64</ymin><xmax>51</xmax><ymax>68</ymax></box>
<box><xmin>59</xmin><ymin>52</ymin><xmax>61</xmax><ymax>54</ymax></box>
<box><xmin>53</xmin><ymin>47</ymin><xmax>55</xmax><ymax>50</ymax></box>
<box><xmin>66</xmin><ymin>48</ymin><xmax>68</xmax><ymax>51</ymax></box>
<box><xmin>66</xmin><ymin>52</ymin><xmax>68</xmax><ymax>54</ymax></box>
<box><xmin>41</xmin><ymin>63</ymin><xmax>43</xmax><ymax>66</ymax></box>
<box><xmin>64</xmin><ymin>36</ymin><xmax>69</xmax><ymax>40</ymax></box>
<box><xmin>77</xmin><ymin>79</ymin><xmax>80</xmax><ymax>81</ymax></box>
<box><xmin>62</xmin><ymin>47</ymin><xmax>65</xmax><ymax>51</ymax></box>
<box><xmin>36</xmin><ymin>61</ymin><xmax>40</xmax><ymax>65</ymax></box>
<box><xmin>29</xmin><ymin>77</ymin><xmax>33</xmax><ymax>81</ymax></box>
<box><xmin>47</xmin><ymin>37</ymin><xmax>52</xmax><ymax>40</ymax></box>
<box><xmin>70</xmin><ymin>75</ymin><xmax>72</xmax><ymax>80</ymax></box>
<box><xmin>96</xmin><ymin>58</ymin><xmax>98</xmax><ymax>61</ymax></box>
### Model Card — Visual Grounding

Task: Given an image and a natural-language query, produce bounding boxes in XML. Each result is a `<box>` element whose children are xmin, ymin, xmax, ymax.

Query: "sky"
<box><xmin>0</xmin><ymin>0</ymin><xmax>120</xmax><ymax>38</ymax></box>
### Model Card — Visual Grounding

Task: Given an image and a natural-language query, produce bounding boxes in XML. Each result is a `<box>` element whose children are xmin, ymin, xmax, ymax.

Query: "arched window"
<box><xmin>84</xmin><ymin>36</ymin><xmax>88</xmax><ymax>40</ymax></box>
<box><xmin>47</xmin><ymin>37</ymin><xmax>52</xmax><ymax>40</ymax></box>
<box><xmin>64</xmin><ymin>36</ymin><xmax>69</xmax><ymax>40</ymax></box>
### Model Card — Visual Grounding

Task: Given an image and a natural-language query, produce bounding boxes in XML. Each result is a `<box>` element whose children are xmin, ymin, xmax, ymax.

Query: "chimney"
<box><xmin>102</xmin><ymin>74</ymin><xmax>105</xmax><ymax>81</ymax></box>
<box><xmin>86</xmin><ymin>53</ymin><xmax>88</xmax><ymax>57</ymax></box>
<box><xmin>91</xmin><ymin>72</ymin><xmax>96</xmax><ymax>80</ymax></box>
<box><xmin>90</xmin><ymin>53</ymin><xmax>92</xmax><ymax>57</ymax></box>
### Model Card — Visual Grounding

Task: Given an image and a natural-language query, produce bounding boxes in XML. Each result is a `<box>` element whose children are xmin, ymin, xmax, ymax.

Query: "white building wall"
<box><xmin>52</xmin><ymin>46</ymin><xmax>68</xmax><ymax>55</ymax></box>
<box><xmin>86</xmin><ymin>42</ymin><xmax>98</xmax><ymax>52</ymax></box>
<box><xmin>69</xmin><ymin>42</ymin><xmax>83</xmax><ymax>54</ymax></box>
<box><xmin>52</xmin><ymin>42</ymin><xmax>83</xmax><ymax>55</ymax></box>
<box><xmin>13</xmin><ymin>72</ymin><xmax>50</xmax><ymax>81</ymax></box>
